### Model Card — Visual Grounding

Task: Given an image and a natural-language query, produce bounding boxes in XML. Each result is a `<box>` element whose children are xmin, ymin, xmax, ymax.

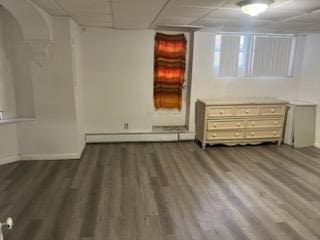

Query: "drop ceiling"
<box><xmin>31</xmin><ymin>0</ymin><xmax>320</xmax><ymax>33</ymax></box>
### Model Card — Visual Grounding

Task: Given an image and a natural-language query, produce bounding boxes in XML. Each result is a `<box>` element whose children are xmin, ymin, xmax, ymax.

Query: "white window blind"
<box><xmin>215</xmin><ymin>34</ymin><xmax>296</xmax><ymax>78</ymax></box>
<box><xmin>219</xmin><ymin>35</ymin><xmax>240</xmax><ymax>77</ymax></box>
<box><xmin>251</xmin><ymin>36</ymin><xmax>294</xmax><ymax>77</ymax></box>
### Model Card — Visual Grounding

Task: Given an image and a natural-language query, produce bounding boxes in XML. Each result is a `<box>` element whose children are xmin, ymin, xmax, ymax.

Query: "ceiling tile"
<box><xmin>212</xmin><ymin>6</ymin><xmax>299</xmax><ymax>21</ymax></box>
<box><xmin>284</xmin><ymin>11</ymin><xmax>320</xmax><ymax>23</ymax></box>
<box><xmin>73</xmin><ymin>13</ymin><xmax>112</xmax><ymax>24</ymax></box>
<box><xmin>56</xmin><ymin>0</ymin><xmax>112</xmax><ymax>14</ymax></box>
<box><xmin>156</xmin><ymin>16</ymin><xmax>196</xmax><ymax>25</ymax></box>
<box><xmin>221</xmin><ymin>0</ymin><xmax>289</xmax><ymax>10</ymax></box>
<box><xmin>112</xmin><ymin>0</ymin><xmax>168</xmax><ymax>29</ymax></box>
<box><xmin>195</xmin><ymin>17</ymin><xmax>269</xmax><ymax>28</ymax></box>
<box><xmin>81</xmin><ymin>22</ymin><xmax>113</xmax><ymax>28</ymax></box>
<box><xmin>274</xmin><ymin>0</ymin><xmax>320</xmax><ymax>13</ymax></box>
<box><xmin>160</xmin><ymin>4</ymin><xmax>212</xmax><ymax>18</ymax></box>
<box><xmin>206</xmin><ymin>8</ymin><xmax>249</xmax><ymax>19</ymax></box>
<box><xmin>170</xmin><ymin>0</ymin><xmax>227</xmax><ymax>8</ymax></box>
<box><xmin>31</xmin><ymin>0</ymin><xmax>67</xmax><ymax>15</ymax></box>
<box><xmin>154</xmin><ymin>1</ymin><xmax>214</xmax><ymax>27</ymax></box>
<box><xmin>256</xmin><ymin>9</ymin><xmax>301</xmax><ymax>21</ymax></box>
<box><xmin>29</xmin><ymin>0</ymin><xmax>320</xmax><ymax>33</ymax></box>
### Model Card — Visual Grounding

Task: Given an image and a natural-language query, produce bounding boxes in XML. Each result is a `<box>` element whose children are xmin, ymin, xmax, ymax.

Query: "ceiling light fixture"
<box><xmin>239</xmin><ymin>0</ymin><xmax>272</xmax><ymax>17</ymax></box>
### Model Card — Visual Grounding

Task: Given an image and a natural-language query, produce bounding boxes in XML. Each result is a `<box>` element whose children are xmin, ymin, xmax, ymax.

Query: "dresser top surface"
<box><xmin>198</xmin><ymin>97</ymin><xmax>288</xmax><ymax>105</ymax></box>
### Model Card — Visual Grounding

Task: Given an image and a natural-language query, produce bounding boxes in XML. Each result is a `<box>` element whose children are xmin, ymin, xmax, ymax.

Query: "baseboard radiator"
<box><xmin>86</xmin><ymin>132</ymin><xmax>195</xmax><ymax>143</ymax></box>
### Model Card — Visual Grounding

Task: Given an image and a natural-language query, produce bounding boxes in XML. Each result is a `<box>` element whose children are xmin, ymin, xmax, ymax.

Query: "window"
<box><xmin>214</xmin><ymin>34</ymin><xmax>296</xmax><ymax>78</ymax></box>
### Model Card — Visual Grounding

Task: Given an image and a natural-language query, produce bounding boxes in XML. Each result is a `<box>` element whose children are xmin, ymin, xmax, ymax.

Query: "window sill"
<box><xmin>0</xmin><ymin>118</ymin><xmax>35</xmax><ymax>125</ymax></box>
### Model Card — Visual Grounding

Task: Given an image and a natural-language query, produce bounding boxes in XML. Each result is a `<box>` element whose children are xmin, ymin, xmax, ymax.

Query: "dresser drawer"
<box><xmin>260</xmin><ymin>105</ymin><xmax>285</xmax><ymax>116</ymax></box>
<box><xmin>245</xmin><ymin>129</ymin><xmax>281</xmax><ymax>139</ymax></box>
<box><xmin>247</xmin><ymin>119</ymin><xmax>283</xmax><ymax>129</ymax></box>
<box><xmin>207</xmin><ymin>106</ymin><xmax>234</xmax><ymax>118</ymax></box>
<box><xmin>235</xmin><ymin>106</ymin><xmax>259</xmax><ymax>116</ymax></box>
<box><xmin>207</xmin><ymin>131</ymin><xmax>244</xmax><ymax>140</ymax></box>
<box><xmin>207</xmin><ymin>120</ymin><xmax>245</xmax><ymax>130</ymax></box>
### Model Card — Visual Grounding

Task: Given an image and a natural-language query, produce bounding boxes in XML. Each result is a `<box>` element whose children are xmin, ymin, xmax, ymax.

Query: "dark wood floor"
<box><xmin>1</xmin><ymin>142</ymin><xmax>320</xmax><ymax>240</ymax></box>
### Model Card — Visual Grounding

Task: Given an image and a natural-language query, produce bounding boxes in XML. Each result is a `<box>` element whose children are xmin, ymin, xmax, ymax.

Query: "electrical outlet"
<box><xmin>124</xmin><ymin>123</ymin><xmax>129</xmax><ymax>129</ymax></box>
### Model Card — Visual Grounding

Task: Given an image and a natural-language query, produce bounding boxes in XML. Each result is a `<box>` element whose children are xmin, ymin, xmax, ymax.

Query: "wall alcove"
<box><xmin>0</xmin><ymin>6</ymin><xmax>35</xmax><ymax>119</ymax></box>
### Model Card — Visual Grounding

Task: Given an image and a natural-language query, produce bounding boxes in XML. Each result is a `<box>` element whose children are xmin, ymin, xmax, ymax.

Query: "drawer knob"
<box><xmin>219</xmin><ymin>110</ymin><xmax>224</xmax><ymax>114</ymax></box>
<box><xmin>252</xmin><ymin>122</ymin><xmax>256</xmax><ymax>126</ymax></box>
<box><xmin>214</xmin><ymin>123</ymin><xmax>217</xmax><ymax>127</ymax></box>
<box><xmin>274</xmin><ymin>121</ymin><xmax>278</xmax><ymax>125</ymax></box>
<box><xmin>246</xmin><ymin>109</ymin><xmax>249</xmax><ymax>113</ymax></box>
<box><xmin>236</xmin><ymin>123</ymin><xmax>241</xmax><ymax>127</ymax></box>
<box><xmin>271</xmin><ymin>109</ymin><xmax>275</xmax><ymax>113</ymax></box>
<box><xmin>212</xmin><ymin>133</ymin><xmax>216</xmax><ymax>137</ymax></box>
<box><xmin>273</xmin><ymin>131</ymin><xmax>277</xmax><ymax>135</ymax></box>
<box><xmin>235</xmin><ymin>133</ymin><xmax>240</xmax><ymax>137</ymax></box>
<box><xmin>251</xmin><ymin>132</ymin><xmax>255</xmax><ymax>136</ymax></box>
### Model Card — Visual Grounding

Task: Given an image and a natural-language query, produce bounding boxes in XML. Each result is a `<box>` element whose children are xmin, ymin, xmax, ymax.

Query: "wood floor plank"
<box><xmin>1</xmin><ymin>142</ymin><xmax>320</xmax><ymax>240</ymax></box>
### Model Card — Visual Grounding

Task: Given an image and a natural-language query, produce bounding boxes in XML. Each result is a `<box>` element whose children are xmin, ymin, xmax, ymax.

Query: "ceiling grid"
<box><xmin>30</xmin><ymin>0</ymin><xmax>320</xmax><ymax>33</ymax></box>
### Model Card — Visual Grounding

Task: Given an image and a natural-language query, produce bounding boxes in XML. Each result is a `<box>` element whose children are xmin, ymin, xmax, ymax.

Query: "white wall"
<box><xmin>297</xmin><ymin>34</ymin><xmax>320</xmax><ymax>147</ymax></box>
<box><xmin>0</xmin><ymin>124</ymin><xmax>19</xmax><ymax>163</ymax></box>
<box><xmin>188</xmin><ymin>32</ymin><xmax>305</xmax><ymax>131</ymax></box>
<box><xmin>81</xmin><ymin>29</ymin><xmax>307</xmax><ymax>134</ymax></box>
<box><xmin>0</xmin><ymin>0</ymin><xmax>53</xmax><ymax>42</ymax></box>
<box><xmin>70</xmin><ymin>19</ymin><xmax>86</xmax><ymax>152</ymax></box>
<box><xmin>0</xmin><ymin>8</ymin><xmax>17</xmax><ymax>118</ymax></box>
<box><xmin>81</xmin><ymin>28</ymin><xmax>154</xmax><ymax>134</ymax></box>
<box><xmin>16</xmin><ymin>17</ymin><xmax>83</xmax><ymax>159</ymax></box>
<box><xmin>2</xmin><ymin>6</ymin><xmax>319</xmax><ymax>164</ymax></box>
<box><xmin>0</xmin><ymin>7</ymin><xmax>35</xmax><ymax>118</ymax></box>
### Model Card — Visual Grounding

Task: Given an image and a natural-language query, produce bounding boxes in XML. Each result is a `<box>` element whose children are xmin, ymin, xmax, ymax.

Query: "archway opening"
<box><xmin>0</xmin><ymin>6</ymin><xmax>35</xmax><ymax>120</ymax></box>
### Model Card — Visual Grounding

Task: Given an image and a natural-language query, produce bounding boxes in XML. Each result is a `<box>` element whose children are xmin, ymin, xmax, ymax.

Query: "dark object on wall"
<box><xmin>154</xmin><ymin>33</ymin><xmax>187</xmax><ymax>110</ymax></box>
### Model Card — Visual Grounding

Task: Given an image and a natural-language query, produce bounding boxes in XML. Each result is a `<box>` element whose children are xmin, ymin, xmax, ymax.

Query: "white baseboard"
<box><xmin>0</xmin><ymin>142</ymin><xmax>87</xmax><ymax>165</ymax></box>
<box><xmin>20</xmin><ymin>142</ymin><xmax>86</xmax><ymax>161</ymax></box>
<box><xmin>179</xmin><ymin>132</ymin><xmax>195</xmax><ymax>141</ymax></box>
<box><xmin>315</xmin><ymin>142</ymin><xmax>320</xmax><ymax>149</ymax></box>
<box><xmin>79</xmin><ymin>141</ymin><xmax>87</xmax><ymax>158</ymax></box>
<box><xmin>0</xmin><ymin>155</ymin><xmax>20</xmax><ymax>165</ymax></box>
<box><xmin>86</xmin><ymin>133</ymin><xmax>180</xmax><ymax>143</ymax></box>
<box><xmin>0</xmin><ymin>153</ymin><xmax>81</xmax><ymax>165</ymax></box>
<box><xmin>19</xmin><ymin>153</ymin><xmax>82</xmax><ymax>161</ymax></box>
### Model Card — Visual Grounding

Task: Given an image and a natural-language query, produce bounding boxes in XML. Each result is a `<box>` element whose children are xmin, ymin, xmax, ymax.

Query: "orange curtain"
<box><xmin>154</xmin><ymin>33</ymin><xmax>187</xmax><ymax>110</ymax></box>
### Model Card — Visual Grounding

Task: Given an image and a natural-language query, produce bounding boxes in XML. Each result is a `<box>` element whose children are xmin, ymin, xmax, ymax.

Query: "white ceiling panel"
<box><xmin>222</xmin><ymin>0</ymin><xmax>289</xmax><ymax>10</ymax></box>
<box><xmin>170</xmin><ymin>0</ymin><xmax>227</xmax><ymax>8</ymax></box>
<box><xmin>195</xmin><ymin>17</ymin><xmax>268</xmax><ymax>28</ymax></box>
<box><xmin>274</xmin><ymin>0</ymin><xmax>320</xmax><ymax>13</ymax></box>
<box><xmin>55</xmin><ymin>0</ymin><xmax>112</xmax><ymax>15</ymax></box>
<box><xmin>73</xmin><ymin>13</ymin><xmax>113</xmax><ymax>26</ymax></box>
<box><xmin>256</xmin><ymin>9</ymin><xmax>301</xmax><ymax>21</ymax></box>
<box><xmin>285</xmin><ymin>11</ymin><xmax>320</xmax><ymax>23</ymax></box>
<box><xmin>31</xmin><ymin>0</ymin><xmax>68</xmax><ymax>15</ymax></box>
<box><xmin>35</xmin><ymin>0</ymin><xmax>114</xmax><ymax>28</ymax></box>
<box><xmin>206</xmin><ymin>8</ymin><xmax>250</xmax><ymax>19</ymax></box>
<box><xmin>159</xmin><ymin>4</ymin><xmax>212</xmax><ymax>18</ymax></box>
<box><xmin>157</xmin><ymin>16</ymin><xmax>197</xmax><ymax>25</ymax></box>
<box><xmin>112</xmin><ymin>0</ymin><xmax>168</xmax><ymax>29</ymax></box>
<box><xmin>30</xmin><ymin>0</ymin><xmax>320</xmax><ymax>33</ymax></box>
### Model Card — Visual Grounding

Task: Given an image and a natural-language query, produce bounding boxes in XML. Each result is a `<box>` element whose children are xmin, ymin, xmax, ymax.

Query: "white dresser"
<box><xmin>195</xmin><ymin>98</ymin><xmax>288</xmax><ymax>149</ymax></box>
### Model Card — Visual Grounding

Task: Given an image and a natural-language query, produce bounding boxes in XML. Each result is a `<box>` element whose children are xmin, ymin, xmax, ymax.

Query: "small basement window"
<box><xmin>214</xmin><ymin>33</ymin><xmax>296</xmax><ymax>78</ymax></box>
